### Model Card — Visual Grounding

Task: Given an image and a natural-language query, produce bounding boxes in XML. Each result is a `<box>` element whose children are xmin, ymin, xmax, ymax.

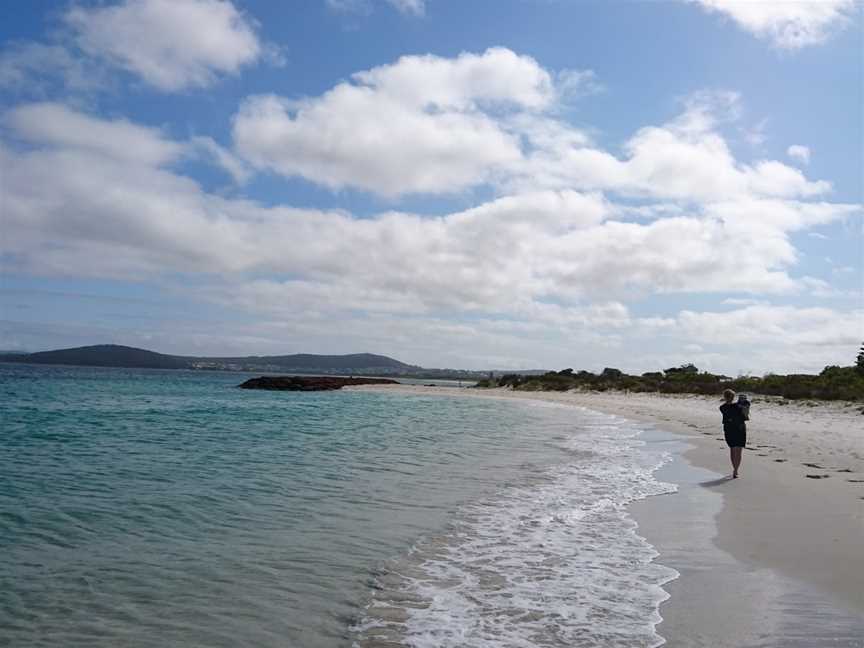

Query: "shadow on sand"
<box><xmin>699</xmin><ymin>476</ymin><xmax>735</xmax><ymax>487</ymax></box>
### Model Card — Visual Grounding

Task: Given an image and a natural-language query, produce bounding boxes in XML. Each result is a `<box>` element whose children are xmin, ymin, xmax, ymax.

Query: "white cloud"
<box><xmin>233</xmin><ymin>56</ymin><xmax>831</xmax><ymax>204</ymax></box>
<box><xmin>692</xmin><ymin>0</ymin><xmax>856</xmax><ymax>49</ymax></box>
<box><xmin>3</xmin><ymin>299</ymin><xmax>857</xmax><ymax>373</ymax></box>
<box><xmin>703</xmin><ymin>198</ymin><xmax>858</xmax><ymax>233</ymax></box>
<box><xmin>677</xmin><ymin>304</ymin><xmax>862</xmax><ymax>351</ymax></box>
<box><xmin>618</xmin><ymin>303</ymin><xmax>862</xmax><ymax>374</ymax></box>
<box><xmin>325</xmin><ymin>0</ymin><xmax>424</xmax><ymax>16</ymax></box>
<box><xmin>787</xmin><ymin>144</ymin><xmax>811</xmax><ymax>164</ymax></box>
<box><xmin>5</xmin><ymin>102</ymin><xmax>247</xmax><ymax>187</ymax></box>
<box><xmin>233</xmin><ymin>48</ymin><xmax>555</xmax><ymax>196</ymax></box>
<box><xmin>512</xmin><ymin>91</ymin><xmax>830</xmax><ymax>201</ymax></box>
<box><xmin>5</xmin><ymin>88</ymin><xmax>857</xmax><ymax>312</ymax></box>
<box><xmin>4</xmin><ymin>104</ymin><xmax>857</xmax><ymax>314</ymax></box>
<box><xmin>5</xmin><ymin>102</ymin><xmax>185</xmax><ymax>167</ymax></box>
<box><xmin>65</xmin><ymin>0</ymin><xmax>265</xmax><ymax>91</ymax></box>
<box><xmin>0</xmin><ymin>42</ymin><xmax>106</xmax><ymax>94</ymax></box>
<box><xmin>556</xmin><ymin>68</ymin><xmax>604</xmax><ymax>101</ymax></box>
<box><xmin>233</xmin><ymin>92</ymin><xmax>522</xmax><ymax>196</ymax></box>
<box><xmin>741</xmin><ymin>118</ymin><xmax>768</xmax><ymax>148</ymax></box>
<box><xmin>386</xmin><ymin>0</ymin><xmax>426</xmax><ymax>15</ymax></box>
<box><xmin>2</xmin><ymin>47</ymin><xmax>858</xmax><ymax>374</ymax></box>
<box><xmin>722</xmin><ymin>298</ymin><xmax>766</xmax><ymax>306</ymax></box>
<box><xmin>325</xmin><ymin>0</ymin><xmax>372</xmax><ymax>14</ymax></box>
<box><xmin>189</xmin><ymin>136</ymin><xmax>251</xmax><ymax>184</ymax></box>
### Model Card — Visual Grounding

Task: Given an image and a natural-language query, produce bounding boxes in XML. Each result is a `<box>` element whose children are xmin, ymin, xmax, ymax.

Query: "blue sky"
<box><xmin>0</xmin><ymin>0</ymin><xmax>861</xmax><ymax>374</ymax></box>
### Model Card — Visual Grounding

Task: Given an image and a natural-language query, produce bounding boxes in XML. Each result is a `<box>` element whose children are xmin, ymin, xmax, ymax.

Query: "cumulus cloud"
<box><xmin>4</xmin><ymin>102</ymin><xmax>247</xmax><ymax>186</ymax></box>
<box><xmin>65</xmin><ymin>0</ymin><xmax>267</xmax><ymax>91</ymax></box>
<box><xmin>233</xmin><ymin>48</ymin><xmax>557</xmax><ymax>196</ymax></box>
<box><xmin>3</xmin><ymin>103</ymin><xmax>858</xmax><ymax>312</ymax></box>
<box><xmin>2</xmin><ymin>48</ymin><xmax>858</xmax><ymax>373</ymax></box>
<box><xmin>677</xmin><ymin>304</ymin><xmax>862</xmax><ymax>350</ymax></box>
<box><xmin>787</xmin><ymin>144</ymin><xmax>811</xmax><ymax>164</ymax></box>
<box><xmin>626</xmin><ymin>303</ymin><xmax>863</xmax><ymax>374</ymax></box>
<box><xmin>233</xmin><ymin>55</ymin><xmax>828</xmax><ymax>204</ymax></box>
<box><xmin>692</xmin><ymin>0</ymin><xmax>856</xmax><ymax>49</ymax></box>
<box><xmin>5</xmin><ymin>102</ymin><xmax>185</xmax><ymax>166</ymax></box>
<box><xmin>233</xmin><ymin>91</ymin><xmax>522</xmax><ymax>196</ymax></box>
<box><xmin>511</xmin><ymin>91</ymin><xmax>830</xmax><ymax>201</ymax></box>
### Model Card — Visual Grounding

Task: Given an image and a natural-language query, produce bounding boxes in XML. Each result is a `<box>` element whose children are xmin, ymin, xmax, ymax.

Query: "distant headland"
<box><xmin>0</xmin><ymin>344</ymin><xmax>489</xmax><ymax>379</ymax></box>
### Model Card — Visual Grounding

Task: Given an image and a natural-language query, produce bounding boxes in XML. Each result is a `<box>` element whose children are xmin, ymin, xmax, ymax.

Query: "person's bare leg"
<box><xmin>731</xmin><ymin>447</ymin><xmax>742</xmax><ymax>478</ymax></box>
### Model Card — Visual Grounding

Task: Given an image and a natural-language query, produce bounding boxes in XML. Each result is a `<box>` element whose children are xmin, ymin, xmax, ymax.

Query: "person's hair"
<box><xmin>723</xmin><ymin>388</ymin><xmax>735</xmax><ymax>401</ymax></box>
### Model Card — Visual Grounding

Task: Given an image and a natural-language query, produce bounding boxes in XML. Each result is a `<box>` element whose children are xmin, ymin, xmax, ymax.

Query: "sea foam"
<box><xmin>353</xmin><ymin>408</ymin><xmax>678</xmax><ymax>648</ymax></box>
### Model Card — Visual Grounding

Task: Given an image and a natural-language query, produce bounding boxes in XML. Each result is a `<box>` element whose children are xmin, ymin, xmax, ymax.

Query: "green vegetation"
<box><xmin>475</xmin><ymin>363</ymin><xmax>864</xmax><ymax>401</ymax></box>
<box><xmin>857</xmin><ymin>342</ymin><xmax>864</xmax><ymax>377</ymax></box>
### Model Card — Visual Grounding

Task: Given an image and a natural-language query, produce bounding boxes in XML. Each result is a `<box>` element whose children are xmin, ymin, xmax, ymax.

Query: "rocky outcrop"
<box><xmin>237</xmin><ymin>376</ymin><xmax>399</xmax><ymax>391</ymax></box>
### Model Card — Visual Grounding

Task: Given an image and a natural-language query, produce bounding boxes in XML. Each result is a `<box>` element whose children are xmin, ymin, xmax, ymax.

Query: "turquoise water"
<box><xmin>0</xmin><ymin>364</ymin><xmax>676</xmax><ymax>647</ymax></box>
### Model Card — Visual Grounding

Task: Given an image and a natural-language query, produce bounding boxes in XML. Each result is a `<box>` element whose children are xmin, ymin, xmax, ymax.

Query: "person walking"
<box><xmin>719</xmin><ymin>389</ymin><xmax>748</xmax><ymax>478</ymax></box>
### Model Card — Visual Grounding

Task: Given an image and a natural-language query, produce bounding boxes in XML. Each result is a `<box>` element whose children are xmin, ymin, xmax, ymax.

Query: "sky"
<box><xmin>0</xmin><ymin>0</ymin><xmax>861</xmax><ymax>375</ymax></box>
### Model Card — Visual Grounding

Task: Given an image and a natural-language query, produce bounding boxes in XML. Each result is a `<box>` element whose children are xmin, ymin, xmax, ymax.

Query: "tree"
<box><xmin>665</xmin><ymin>363</ymin><xmax>699</xmax><ymax>375</ymax></box>
<box><xmin>857</xmin><ymin>343</ymin><xmax>864</xmax><ymax>376</ymax></box>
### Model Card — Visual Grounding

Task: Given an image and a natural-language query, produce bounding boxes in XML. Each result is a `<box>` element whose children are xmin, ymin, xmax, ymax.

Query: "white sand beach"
<box><xmin>351</xmin><ymin>384</ymin><xmax>864</xmax><ymax>645</ymax></box>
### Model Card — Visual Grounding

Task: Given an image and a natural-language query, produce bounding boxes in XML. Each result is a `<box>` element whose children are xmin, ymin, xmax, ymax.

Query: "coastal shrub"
<box><xmin>664</xmin><ymin>363</ymin><xmax>699</xmax><ymax>375</ymax></box>
<box><xmin>498</xmin><ymin>374</ymin><xmax>525</xmax><ymax>388</ymax></box>
<box><xmin>816</xmin><ymin>365</ymin><xmax>864</xmax><ymax>401</ymax></box>
<box><xmin>478</xmin><ymin>363</ymin><xmax>863</xmax><ymax>401</ymax></box>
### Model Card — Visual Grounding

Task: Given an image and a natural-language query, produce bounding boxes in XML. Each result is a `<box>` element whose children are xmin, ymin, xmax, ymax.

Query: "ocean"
<box><xmin>0</xmin><ymin>364</ymin><xmax>677</xmax><ymax>647</ymax></box>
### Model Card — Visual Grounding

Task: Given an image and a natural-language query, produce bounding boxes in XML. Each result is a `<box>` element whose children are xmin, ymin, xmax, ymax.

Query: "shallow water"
<box><xmin>1</xmin><ymin>364</ymin><xmax>677</xmax><ymax>647</ymax></box>
<box><xmin>633</xmin><ymin>434</ymin><xmax>864</xmax><ymax>648</ymax></box>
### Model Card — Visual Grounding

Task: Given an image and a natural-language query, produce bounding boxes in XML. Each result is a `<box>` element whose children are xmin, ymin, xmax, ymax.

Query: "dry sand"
<box><xmin>350</xmin><ymin>384</ymin><xmax>864</xmax><ymax>645</ymax></box>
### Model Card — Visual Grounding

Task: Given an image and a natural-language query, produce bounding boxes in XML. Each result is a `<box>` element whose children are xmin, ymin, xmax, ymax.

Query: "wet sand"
<box><xmin>350</xmin><ymin>385</ymin><xmax>864</xmax><ymax>645</ymax></box>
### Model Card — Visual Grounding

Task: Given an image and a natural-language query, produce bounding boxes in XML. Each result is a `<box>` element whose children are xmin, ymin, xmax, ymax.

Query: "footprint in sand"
<box><xmin>834</xmin><ymin>468</ymin><xmax>853</xmax><ymax>473</ymax></box>
<box><xmin>847</xmin><ymin>479</ymin><xmax>864</xmax><ymax>483</ymax></box>
<box><xmin>805</xmin><ymin>474</ymin><xmax>830</xmax><ymax>479</ymax></box>
<box><xmin>774</xmin><ymin>458</ymin><xmax>787</xmax><ymax>463</ymax></box>
<box><xmin>802</xmin><ymin>462</ymin><xmax>825</xmax><ymax>469</ymax></box>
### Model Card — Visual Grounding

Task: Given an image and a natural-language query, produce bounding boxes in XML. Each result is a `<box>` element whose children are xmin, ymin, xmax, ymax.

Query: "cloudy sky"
<box><xmin>0</xmin><ymin>0</ymin><xmax>861</xmax><ymax>374</ymax></box>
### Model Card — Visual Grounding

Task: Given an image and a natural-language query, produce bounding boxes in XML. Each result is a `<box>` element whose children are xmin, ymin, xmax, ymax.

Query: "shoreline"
<box><xmin>348</xmin><ymin>384</ymin><xmax>864</xmax><ymax>643</ymax></box>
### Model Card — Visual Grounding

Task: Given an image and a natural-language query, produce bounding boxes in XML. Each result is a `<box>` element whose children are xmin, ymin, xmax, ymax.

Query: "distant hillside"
<box><xmin>196</xmin><ymin>352</ymin><xmax>415</xmax><ymax>372</ymax></box>
<box><xmin>8</xmin><ymin>345</ymin><xmax>189</xmax><ymax>369</ymax></box>
<box><xmin>0</xmin><ymin>344</ymin><xmax>421</xmax><ymax>374</ymax></box>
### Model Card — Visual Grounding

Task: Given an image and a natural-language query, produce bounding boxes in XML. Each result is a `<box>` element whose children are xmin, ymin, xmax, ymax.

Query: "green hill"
<box><xmin>9</xmin><ymin>345</ymin><xmax>188</xmax><ymax>369</ymax></box>
<box><xmin>0</xmin><ymin>344</ymin><xmax>420</xmax><ymax>374</ymax></box>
